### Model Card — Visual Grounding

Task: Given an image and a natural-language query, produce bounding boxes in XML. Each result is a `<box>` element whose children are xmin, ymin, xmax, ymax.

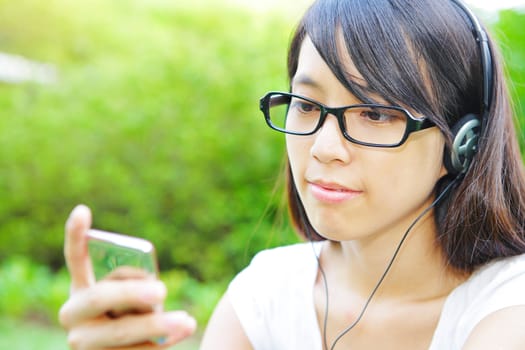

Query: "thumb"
<box><xmin>64</xmin><ymin>204</ymin><xmax>94</xmax><ymax>292</ymax></box>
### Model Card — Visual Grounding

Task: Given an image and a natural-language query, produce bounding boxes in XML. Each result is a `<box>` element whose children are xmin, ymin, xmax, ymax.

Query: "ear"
<box><xmin>443</xmin><ymin>114</ymin><xmax>481</xmax><ymax>175</ymax></box>
<box><xmin>439</xmin><ymin>162</ymin><xmax>448</xmax><ymax>177</ymax></box>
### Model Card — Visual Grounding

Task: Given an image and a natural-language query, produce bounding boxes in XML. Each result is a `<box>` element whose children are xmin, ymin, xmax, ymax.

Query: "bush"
<box><xmin>492</xmin><ymin>9</ymin><xmax>525</xmax><ymax>154</ymax></box>
<box><xmin>0</xmin><ymin>256</ymin><xmax>220</xmax><ymax>327</ymax></box>
<box><xmin>0</xmin><ymin>0</ymin><xmax>299</xmax><ymax>285</ymax></box>
<box><xmin>0</xmin><ymin>256</ymin><xmax>69</xmax><ymax>323</ymax></box>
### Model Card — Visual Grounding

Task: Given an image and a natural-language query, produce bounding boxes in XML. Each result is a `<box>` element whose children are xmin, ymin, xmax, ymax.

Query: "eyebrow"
<box><xmin>291</xmin><ymin>74</ymin><xmax>322</xmax><ymax>89</ymax></box>
<box><xmin>291</xmin><ymin>72</ymin><xmax>392</xmax><ymax>107</ymax></box>
<box><xmin>292</xmin><ymin>72</ymin><xmax>369</xmax><ymax>91</ymax></box>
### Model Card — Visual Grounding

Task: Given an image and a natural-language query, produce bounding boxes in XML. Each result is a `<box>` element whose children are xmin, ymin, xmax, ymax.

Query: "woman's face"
<box><xmin>287</xmin><ymin>37</ymin><xmax>447</xmax><ymax>242</ymax></box>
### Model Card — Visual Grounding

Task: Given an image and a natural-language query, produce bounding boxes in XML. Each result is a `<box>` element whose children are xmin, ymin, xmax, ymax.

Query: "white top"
<box><xmin>227</xmin><ymin>242</ymin><xmax>525</xmax><ymax>350</ymax></box>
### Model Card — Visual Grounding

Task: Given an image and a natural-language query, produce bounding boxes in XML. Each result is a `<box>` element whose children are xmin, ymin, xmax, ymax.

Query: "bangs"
<box><xmin>306</xmin><ymin>0</ymin><xmax>432</xmax><ymax>111</ymax></box>
<box><xmin>288</xmin><ymin>0</ymin><xmax>479</xmax><ymax>129</ymax></box>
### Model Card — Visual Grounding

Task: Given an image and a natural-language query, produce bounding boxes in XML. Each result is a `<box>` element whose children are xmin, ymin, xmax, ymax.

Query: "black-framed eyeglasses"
<box><xmin>259</xmin><ymin>91</ymin><xmax>435</xmax><ymax>148</ymax></box>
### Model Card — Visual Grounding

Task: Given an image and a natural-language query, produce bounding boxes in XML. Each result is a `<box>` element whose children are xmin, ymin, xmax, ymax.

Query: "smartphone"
<box><xmin>87</xmin><ymin>229</ymin><xmax>166</xmax><ymax>344</ymax></box>
<box><xmin>87</xmin><ymin>229</ymin><xmax>159</xmax><ymax>281</ymax></box>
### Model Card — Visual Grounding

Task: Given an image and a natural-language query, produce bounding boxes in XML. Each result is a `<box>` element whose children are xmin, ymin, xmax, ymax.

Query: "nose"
<box><xmin>310</xmin><ymin>114</ymin><xmax>352</xmax><ymax>164</ymax></box>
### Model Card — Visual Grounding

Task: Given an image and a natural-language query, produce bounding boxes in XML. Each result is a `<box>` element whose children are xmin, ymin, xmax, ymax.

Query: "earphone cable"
<box><xmin>302</xmin><ymin>175</ymin><xmax>460</xmax><ymax>350</ymax></box>
<box><xmin>307</xmin><ymin>239</ymin><xmax>330</xmax><ymax>350</ymax></box>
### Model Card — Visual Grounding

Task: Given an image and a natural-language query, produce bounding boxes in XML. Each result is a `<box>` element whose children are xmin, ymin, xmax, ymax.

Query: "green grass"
<box><xmin>0</xmin><ymin>317</ymin><xmax>201</xmax><ymax>350</ymax></box>
<box><xmin>0</xmin><ymin>257</ymin><xmax>207</xmax><ymax>350</ymax></box>
<box><xmin>0</xmin><ymin>317</ymin><xmax>69</xmax><ymax>350</ymax></box>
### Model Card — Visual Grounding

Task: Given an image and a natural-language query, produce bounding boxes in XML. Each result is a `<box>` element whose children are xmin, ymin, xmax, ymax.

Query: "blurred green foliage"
<box><xmin>492</xmin><ymin>9</ymin><xmax>525</xmax><ymax>153</ymax></box>
<box><xmin>0</xmin><ymin>0</ymin><xmax>524</xmax><ymax>329</ymax></box>
<box><xmin>0</xmin><ymin>256</ymin><xmax>69</xmax><ymax>323</ymax></box>
<box><xmin>0</xmin><ymin>255</ymin><xmax>221</xmax><ymax>327</ymax></box>
<box><xmin>0</xmin><ymin>0</ymin><xmax>300</xmax><ymax>285</ymax></box>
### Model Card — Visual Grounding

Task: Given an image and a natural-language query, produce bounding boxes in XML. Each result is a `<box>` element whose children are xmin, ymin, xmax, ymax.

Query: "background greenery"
<box><xmin>0</xmin><ymin>1</ymin><xmax>523</xmax><ymax>349</ymax></box>
<box><xmin>0</xmin><ymin>0</ymin><xmax>302</xmax><ymax>329</ymax></box>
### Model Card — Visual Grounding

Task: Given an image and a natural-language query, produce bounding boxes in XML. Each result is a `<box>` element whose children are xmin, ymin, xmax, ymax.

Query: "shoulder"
<box><xmin>460</xmin><ymin>254</ymin><xmax>525</xmax><ymax>349</ymax></box>
<box><xmin>225</xmin><ymin>242</ymin><xmax>322</xmax><ymax>349</ymax></box>
<box><xmin>461</xmin><ymin>253</ymin><xmax>525</xmax><ymax>314</ymax></box>
<box><xmin>462</xmin><ymin>305</ymin><xmax>525</xmax><ymax>349</ymax></box>
<box><xmin>459</xmin><ymin>253</ymin><xmax>525</xmax><ymax>305</ymax></box>
<box><xmin>471</xmin><ymin>252</ymin><xmax>525</xmax><ymax>283</ymax></box>
<box><xmin>432</xmin><ymin>253</ymin><xmax>525</xmax><ymax>349</ymax></box>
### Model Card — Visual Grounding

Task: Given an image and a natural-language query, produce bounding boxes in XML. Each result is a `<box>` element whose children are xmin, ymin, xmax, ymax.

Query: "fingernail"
<box><xmin>72</xmin><ymin>204</ymin><xmax>88</xmax><ymax>217</ymax></box>
<box><xmin>153</xmin><ymin>311</ymin><xmax>195</xmax><ymax>346</ymax></box>
<box><xmin>164</xmin><ymin>312</ymin><xmax>197</xmax><ymax>339</ymax></box>
<box><xmin>141</xmin><ymin>281</ymin><xmax>166</xmax><ymax>303</ymax></box>
<box><xmin>66</xmin><ymin>205</ymin><xmax>88</xmax><ymax>230</ymax></box>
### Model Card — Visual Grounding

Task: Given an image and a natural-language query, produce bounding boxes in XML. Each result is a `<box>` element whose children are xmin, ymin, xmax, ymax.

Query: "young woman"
<box><xmin>59</xmin><ymin>0</ymin><xmax>525</xmax><ymax>349</ymax></box>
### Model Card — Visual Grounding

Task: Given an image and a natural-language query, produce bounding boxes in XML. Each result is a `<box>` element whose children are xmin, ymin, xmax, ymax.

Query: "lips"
<box><xmin>308</xmin><ymin>181</ymin><xmax>362</xmax><ymax>203</ymax></box>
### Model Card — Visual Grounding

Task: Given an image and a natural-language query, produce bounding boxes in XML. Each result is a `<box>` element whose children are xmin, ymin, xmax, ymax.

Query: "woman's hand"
<box><xmin>58</xmin><ymin>205</ymin><xmax>197</xmax><ymax>350</ymax></box>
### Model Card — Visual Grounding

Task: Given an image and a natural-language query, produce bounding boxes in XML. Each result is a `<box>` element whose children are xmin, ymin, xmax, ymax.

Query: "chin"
<box><xmin>310</xmin><ymin>223</ymin><xmax>352</xmax><ymax>242</ymax></box>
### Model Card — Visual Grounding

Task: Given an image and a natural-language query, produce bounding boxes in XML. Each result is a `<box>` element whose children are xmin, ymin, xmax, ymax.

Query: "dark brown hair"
<box><xmin>285</xmin><ymin>0</ymin><xmax>525</xmax><ymax>272</ymax></box>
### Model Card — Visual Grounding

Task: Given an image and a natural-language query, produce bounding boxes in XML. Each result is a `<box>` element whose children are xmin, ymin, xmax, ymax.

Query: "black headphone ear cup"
<box><xmin>444</xmin><ymin>113</ymin><xmax>481</xmax><ymax>175</ymax></box>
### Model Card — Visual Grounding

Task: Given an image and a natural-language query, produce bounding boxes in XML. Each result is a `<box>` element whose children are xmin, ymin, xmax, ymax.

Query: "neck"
<box><xmin>320</xmin><ymin>211</ymin><xmax>468</xmax><ymax>302</ymax></box>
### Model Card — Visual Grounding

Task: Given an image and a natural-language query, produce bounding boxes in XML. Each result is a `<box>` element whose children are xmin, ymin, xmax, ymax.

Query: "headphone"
<box><xmin>444</xmin><ymin>0</ymin><xmax>494</xmax><ymax>175</ymax></box>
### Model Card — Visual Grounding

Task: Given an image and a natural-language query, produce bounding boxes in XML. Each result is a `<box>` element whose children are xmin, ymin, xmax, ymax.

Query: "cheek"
<box><xmin>286</xmin><ymin>136</ymin><xmax>309</xmax><ymax>176</ymax></box>
<box><xmin>366</xmin><ymin>136</ymin><xmax>446</xmax><ymax>202</ymax></box>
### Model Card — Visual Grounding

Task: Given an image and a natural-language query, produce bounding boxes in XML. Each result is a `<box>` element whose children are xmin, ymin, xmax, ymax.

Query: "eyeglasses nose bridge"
<box><xmin>317</xmin><ymin>106</ymin><xmax>347</xmax><ymax>135</ymax></box>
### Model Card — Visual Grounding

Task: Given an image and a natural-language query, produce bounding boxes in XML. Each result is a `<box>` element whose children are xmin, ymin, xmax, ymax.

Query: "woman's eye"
<box><xmin>361</xmin><ymin>110</ymin><xmax>395</xmax><ymax>122</ymax></box>
<box><xmin>292</xmin><ymin>100</ymin><xmax>319</xmax><ymax>114</ymax></box>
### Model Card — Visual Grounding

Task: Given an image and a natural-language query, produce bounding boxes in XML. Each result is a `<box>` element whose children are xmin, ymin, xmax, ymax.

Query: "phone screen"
<box><xmin>87</xmin><ymin>229</ymin><xmax>159</xmax><ymax>281</ymax></box>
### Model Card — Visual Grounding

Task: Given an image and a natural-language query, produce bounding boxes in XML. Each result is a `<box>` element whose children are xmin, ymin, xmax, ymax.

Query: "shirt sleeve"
<box><xmin>227</xmin><ymin>249</ymin><xmax>276</xmax><ymax>350</ymax></box>
<box><xmin>432</xmin><ymin>253</ymin><xmax>525</xmax><ymax>349</ymax></box>
<box><xmin>458</xmin><ymin>254</ymin><xmax>525</xmax><ymax>332</ymax></box>
<box><xmin>226</xmin><ymin>243</ymin><xmax>323</xmax><ymax>350</ymax></box>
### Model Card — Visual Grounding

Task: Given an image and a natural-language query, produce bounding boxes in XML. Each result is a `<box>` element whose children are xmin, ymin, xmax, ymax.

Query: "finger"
<box><xmin>67</xmin><ymin>311</ymin><xmax>197</xmax><ymax>350</ymax></box>
<box><xmin>59</xmin><ymin>279</ymin><xmax>167</xmax><ymax>328</ymax></box>
<box><xmin>105</xmin><ymin>266</ymin><xmax>157</xmax><ymax>281</ymax></box>
<box><xmin>64</xmin><ymin>204</ymin><xmax>94</xmax><ymax>292</ymax></box>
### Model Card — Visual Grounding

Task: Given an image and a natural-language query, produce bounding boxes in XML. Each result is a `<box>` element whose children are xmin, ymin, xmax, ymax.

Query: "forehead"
<box><xmin>294</xmin><ymin>37</ymin><xmax>362</xmax><ymax>85</ymax></box>
<box><xmin>293</xmin><ymin>36</ymin><xmax>387</xmax><ymax>105</ymax></box>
